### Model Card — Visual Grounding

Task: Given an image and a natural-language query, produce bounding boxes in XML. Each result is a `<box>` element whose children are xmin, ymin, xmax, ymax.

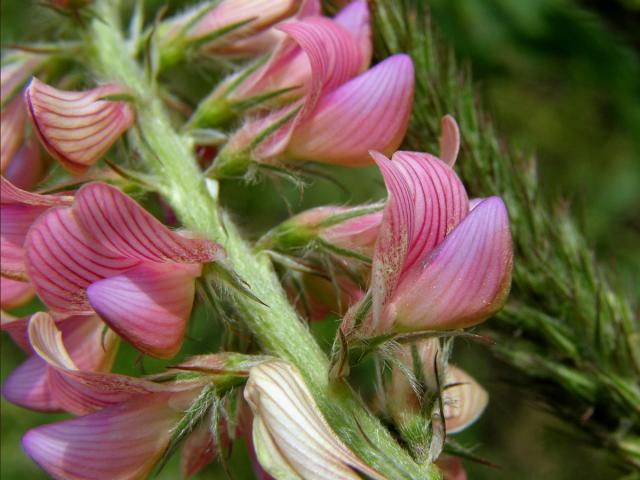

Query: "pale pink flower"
<box><xmin>217</xmin><ymin>18</ymin><xmax>413</xmax><ymax>171</ymax></box>
<box><xmin>1</xmin><ymin>313</ymin><xmax>118</xmax><ymax>412</ymax></box>
<box><xmin>24</xmin><ymin>182</ymin><xmax>224</xmax><ymax>358</ymax></box>
<box><xmin>366</xmin><ymin>132</ymin><xmax>512</xmax><ymax>333</ymax></box>
<box><xmin>26</xmin><ymin>78</ymin><xmax>135</xmax><ymax>175</ymax></box>
<box><xmin>19</xmin><ymin>313</ymin><xmax>222</xmax><ymax>480</ymax></box>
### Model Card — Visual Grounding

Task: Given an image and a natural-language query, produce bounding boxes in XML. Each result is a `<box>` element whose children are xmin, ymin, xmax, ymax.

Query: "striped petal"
<box><xmin>73</xmin><ymin>182</ymin><xmax>223</xmax><ymax>264</ymax></box>
<box><xmin>369</xmin><ymin>151</ymin><xmax>468</xmax><ymax>332</ymax></box>
<box><xmin>24</xmin><ymin>206</ymin><xmax>138</xmax><ymax>314</ymax></box>
<box><xmin>22</xmin><ymin>390</ymin><xmax>197</xmax><ymax>480</ymax></box>
<box><xmin>443</xmin><ymin>366</ymin><xmax>489</xmax><ymax>434</ymax></box>
<box><xmin>245</xmin><ymin>360</ymin><xmax>384</xmax><ymax>480</ymax></box>
<box><xmin>1</xmin><ymin>313</ymin><xmax>118</xmax><ymax>412</ymax></box>
<box><xmin>25</xmin><ymin>78</ymin><xmax>135</xmax><ymax>175</ymax></box>
<box><xmin>1</xmin><ymin>95</ymin><xmax>27</xmax><ymax>171</ymax></box>
<box><xmin>388</xmin><ymin>197</ymin><xmax>512</xmax><ymax>331</ymax></box>
<box><xmin>1</xmin><ymin>177</ymin><xmax>73</xmax><ymax>279</ymax></box>
<box><xmin>439</xmin><ymin>115</ymin><xmax>460</xmax><ymax>167</ymax></box>
<box><xmin>87</xmin><ymin>262</ymin><xmax>198</xmax><ymax>359</ymax></box>
<box><xmin>0</xmin><ymin>277</ymin><xmax>34</xmax><ymax>310</ymax></box>
<box><xmin>284</xmin><ymin>54</ymin><xmax>414</xmax><ymax>166</ymax></box>
<box><xmin>334</xmin><ymin>0</ymin><xmax>371</xmax><ymax>71</ymax></box>
<box><xmin>27</xmin><ymin>312</ymin><xmax>168</xmax><ymax>415</ymax></box>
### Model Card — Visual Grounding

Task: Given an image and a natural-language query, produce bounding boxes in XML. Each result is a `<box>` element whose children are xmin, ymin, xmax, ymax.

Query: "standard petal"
<box><xmin>439</xmin><ymin>115</ymin><xmax>460</xmax><ymax>167</ymax></box>
<box><xmin>73</xmin><ymin>182</ymin><xmax>223</xmax><ymax>264</ymax></box>
<box><xmin>285</xmin><ymin>54</ymin><xmax>414</xmax><ymax>166</ymax></box>
<box><xmin>24</xmin><ymin>206</ymin><xmax>138</xmax><ymax>313</ymax></box>
<box><xmin>245</xmin><ymin>360</ymin><xmax>384</xmax><ymax>480</ymax></box>
<box><xmin>369</xmin><ymin>150</ymin><xmax>469</xmax><ymax>332</ymax></box>
<box><xmin>334</xmin><ymin>0</ymin><xmax>371</xmax><ymax>71</ymax></box>
<box><xmin>87</xmin><ymin>262</ymin><xmax>197</xmax><ymax>358</ymax></box>
<box><xmin>0</xmin><ymin>311</ymin><xmax>31</xmax><ymax>352</ymax></box>
<box><xmin>389</xmin><ymin>197</ymin><xmax>512</xmax><ymax>330</ymax></box>
<box><xmin>0</xmin><ymin>53</ymin><xmax>45</xmax><ymax>105</ymax></box>
<box><xmin>25</xmin><ymin>78</ymin><xmax>135</xmax><ymax>175</ymax></box>
<box><xmin>22</xmin><ymin>391</ymin><xmax>193</xmax><ymax>480</ymax></box>
<box><xmin>2</xmin><ymin>356</ymin><xmax>58</xmax><ymax>411</ymax></box>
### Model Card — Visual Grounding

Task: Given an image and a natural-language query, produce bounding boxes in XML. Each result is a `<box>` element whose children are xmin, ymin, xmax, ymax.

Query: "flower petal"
<box><xmin>285</xmin><ymin>54</ymin><xmax>414</xmax><ymax>166</ymax></box>
<box><xmin>1</xmin><ymin>177</ymin><xmax>73</xmax><ymax>280</ymax></box>
<box><xmin>189</xmin><ymin>0</ymin><xmax>302</xmax><ymax>46</ymax></box>
<box><xmin>0</xmin><ymin>277</ymin><xmax>34</xmax><ymax>310</ymax></box>
<box><xmin>26</xmin><ymin>78</ymin><xmax>135</xmax><ymax>175</ymax></box>
<box><xmin>1</xmin><ymin>95</ymin><xmax>27</xmax><ymax>171</ymax></box>
<box><xmin>24</xmin><ymin>206</ymin><xmax>138</xmax><ymax>314</ymax></box>
<box><xmin>22</xmin><ymin>392</ymin><xmax>190</xmax><ymax>480</ymax></box>
<box><xmin>334</xmin><ymin>0</ymin><xmax>371</xmax><ymax>71</ymax></box>
<box><xmin>27</xmin><ymin>312</ymin><xmax>166</xmax><ymax>415</ymax></box>
<box><xmin>181</xmin><ymin>421</ymin><xmax>217</xmax><ymax>478</ymax></box>
<box><xmin>439</xmin><ymin>115</ymin><xmax>460</xmax><ymax>167</ymax></box>
<box><xmin>4</xmin><ymin>137</ymin><xmax>47</xmax><ymax>191</ymax></box>
<box><xmin>73</xmin><ymin>182</ymin><xmax>223</xmax><ymax>264</ymax></box>
<box><xmin>0</xmin><ymin>53</ymin><xmax>44</xmax><ymax>106</ymax></box>
<box><xmin>87</xmin><ymin>262</ymin><xmax>198</xmax><ymax>358</ymax></box>
<box><xmin>227</xmin><ymin>15</ymin><xmax>364</xmax><ymax>161</ymax></box>
<box><xmin>0</xmin><ymin>311</ymin><xmax>31</xmax><ymax>352</ymax></box>
<box><xmin>2</xmin><ymin>356</ymin><xmax>58</xmax><ymax>411</ymax></box>
<box><xmin>245</xmin><ymin>360</ymin><xmax>384</xmax><ymax>480</ymax></box>
<box><xmin>369</xmin><ymin>151</ymin><xmax>469</xmax><ymax>332</ymax></box>
<box><xmin>389</xmin><ymin>197</ymin><xmax>512</xmax><ymax>330</ymax></box>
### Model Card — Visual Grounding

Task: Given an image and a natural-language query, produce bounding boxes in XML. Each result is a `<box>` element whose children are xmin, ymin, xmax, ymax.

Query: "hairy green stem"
<box><xmin>88</xmin><ymin>2</ymin><xmax>435</xmax><ymax>478</ymax></box>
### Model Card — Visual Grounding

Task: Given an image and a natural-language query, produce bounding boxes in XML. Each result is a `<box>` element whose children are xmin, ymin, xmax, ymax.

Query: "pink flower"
<box><xmin>24</xmin><ymin>182</ymin><xmax>224</xmax><ymax>358</ymax></box>
<box><xmin>366</xmin><ymin>119</ymin><xmax>512</xmax><ymax>334</ymax></box>
<box><xmin>216</xmin><ymin>18</ymin><xmax>413</xmax><ymax>173</ymax></box>
<box><xmin>18</xmin><ymin>313</ymin><xmax>222</xmax><ymax>480</ymax></box>
<box><xmin>25</xmin><ymin>78</ymin><xmax>135</xmax><ymax>175</ymax></box>
<box><xmin>1</xmin><ymin>312</ymin><xmax>118</xmax><ymax>412</ymax></box>
<box><xmin>0</xmin><ymin>177</ymin><xmax>73</xmax><ymax>309</ymax></box>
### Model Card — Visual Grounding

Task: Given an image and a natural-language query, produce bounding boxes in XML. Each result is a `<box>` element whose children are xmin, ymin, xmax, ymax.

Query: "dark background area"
<box><xmin>1</xmin><ymin>0</ymin><xmax>638</xmax><ymax>478</ymax></box>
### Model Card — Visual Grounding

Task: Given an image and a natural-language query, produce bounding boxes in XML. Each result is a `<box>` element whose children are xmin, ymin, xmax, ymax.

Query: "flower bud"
<box><xmin>388</xmin><ymin>340</ymin><xmax>489</xmax><ymax>435</ymax></box>
<box><xmin>25</xmin><ymin>78</ymin><xmax>135</xmax><ymax>175</ymax></box>
<box><xmin>244</xmin><ymin>360</ymin><xmax>384</xmax><ymax>479</ymax></box>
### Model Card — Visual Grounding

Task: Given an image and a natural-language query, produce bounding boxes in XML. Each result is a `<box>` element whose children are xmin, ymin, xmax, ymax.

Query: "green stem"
<box><xmin>88</xmin><ymin>3</ymin><xmax>435</xmax><ymax>478</ymax></box>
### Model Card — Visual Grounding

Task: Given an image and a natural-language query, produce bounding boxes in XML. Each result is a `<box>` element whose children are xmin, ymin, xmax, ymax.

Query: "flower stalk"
<box><xmin>87</xmin><ymin>2</ymin><xmax>435</xmax><ymax>478</ymax></box>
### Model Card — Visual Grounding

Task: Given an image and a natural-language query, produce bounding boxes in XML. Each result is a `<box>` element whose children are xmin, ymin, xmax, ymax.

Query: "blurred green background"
<box><xmin>1</xmin><ymin>0</ymin><xmax>638</xmax><ymax>479</ymax></box>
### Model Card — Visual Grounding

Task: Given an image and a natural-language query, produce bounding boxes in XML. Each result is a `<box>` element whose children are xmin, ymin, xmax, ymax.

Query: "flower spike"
<box><xmin>26</xmin><ymin>78</ymin><xmax>135</xmax><ymax>175</ymax></box>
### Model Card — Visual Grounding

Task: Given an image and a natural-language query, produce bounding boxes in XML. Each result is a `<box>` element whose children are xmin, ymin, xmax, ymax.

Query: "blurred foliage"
<box><xmin>1</xmin><ymin>0</ymin><xmax>639</xmax><ymax>479</ymax></box>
